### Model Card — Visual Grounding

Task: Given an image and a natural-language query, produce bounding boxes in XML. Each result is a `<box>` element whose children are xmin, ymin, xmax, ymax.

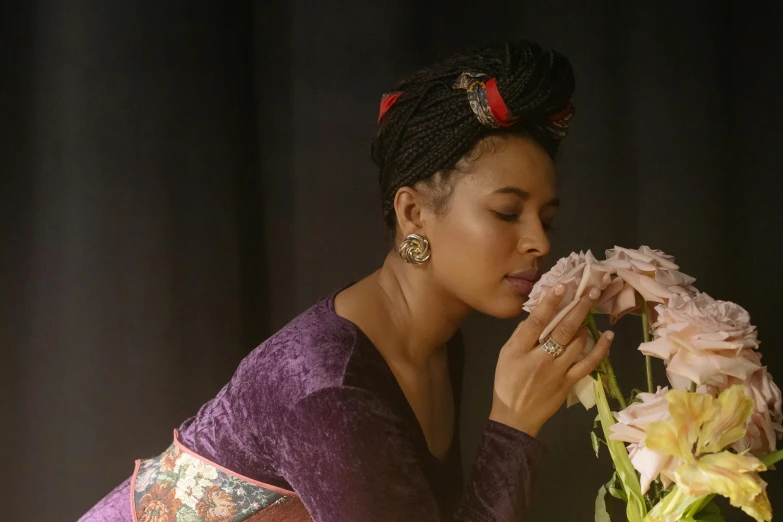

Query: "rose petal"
<box><xmin>656</xmin><ymin>268</ymin><xmax>697</xmax><ymax>288</ymax></box>
<box><xmin>610</xmin><ymin>282</ymin><xmax>640</xmax><ymax>322</ymax></box>
<box><xmin>631</xmin><ymin>445</ymin><xmax>671</xmax><ymax>495</ymax></box>
<box><xmin>609</xmin><ymin>423</ymin><xmax>647</xmax><ymax>443</ymax></box>
<box><xmin>667</xmin><ymin>371</ymin><xmax>693</xmax><ymax>391</ymax></box>
<box><xmin>567</xmin><ymin>374</ymin><xmax>597</xmax><ymax>409</ymax></box>
<box><xmin>640</xmin><ymin>337</ymin><xmax>679</xmax><ymax>362</ymax></box>
<box><xmin>639</xmin><ymin>246</ymin><xmax>680</xmax><ymax>270</ymax></box>
<box><xmin>667</xmin><ymin>350</ymin><xmax>720</xmax><ymax>385</ymax></box>
<box><xmin>597</xmin><ymin>277</ymin><xmax>624</xmax><ymax>306</ymax></box>
<box><xmin>630</xmin><ymin>259</ymin><xmax>658</xmax><ymax>273</ymax></box>
<box><xmin>711</xmin><ymin>354</ymin><xmax>762</xmax><ymax>380</ymax></box>
<box><xmin>616</xmin><ymin>268</ymin><xmax>672</xmax><ymax>303</ymax></box>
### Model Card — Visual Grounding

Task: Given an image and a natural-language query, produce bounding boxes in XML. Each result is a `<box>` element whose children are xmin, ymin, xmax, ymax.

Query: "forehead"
<box><xmin>455</xmin><ymin>135</ymin><xmax>558</xmax><ymax>201</ymax></box>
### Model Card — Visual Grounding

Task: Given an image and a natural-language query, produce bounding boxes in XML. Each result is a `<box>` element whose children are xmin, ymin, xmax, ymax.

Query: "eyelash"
<box><xmin>493</xmin><ymin>211</ymin><xmax>556</xmax><ymax>231</ymax></box>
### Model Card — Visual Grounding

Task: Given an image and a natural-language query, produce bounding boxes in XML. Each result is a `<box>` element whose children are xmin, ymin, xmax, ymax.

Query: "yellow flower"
<box><xmin>645</xmin><ymin>385</ymin><xmax>771</xmax><ymax>522</ymax></box>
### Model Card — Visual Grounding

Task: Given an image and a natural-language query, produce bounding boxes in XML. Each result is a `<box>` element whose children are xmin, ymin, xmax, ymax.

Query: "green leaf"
<box><xmin>605</xmin><ymin>472</ymin><xmax>627</xmax><ymax>502</ymax></box>
<box><xmin>591</xmin><ymin>431</ymin><xmax>601</xmax><ymax>458</ymax></box>
<box><xmin>595</xmin><ymin>485</ymin><xmax>612</xmax><ymax>522</ymax></box>
<box><xmin>594</xmin><ymin>375</ymin><xmax>647</xmax><ymax>522</ymax></box>
<box><xmin>690</xmin><ymin>498</ymin><xmax>724</xmax><ymax>522</ymax></box>
<box><xmin>607</xmin><ymin>485</ymin><xmax>627</xmax><ymax>502</ymax></box>
<box><xmin>702</xmin><ymin>503</ymin><xmax>721</xmax><ymax>514</ymax></box>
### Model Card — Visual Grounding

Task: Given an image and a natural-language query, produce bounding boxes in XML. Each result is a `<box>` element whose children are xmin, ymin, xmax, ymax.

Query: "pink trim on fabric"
<box><xmin>130</xmin><ymin>459</ymin><xmax>141</xmax><ymax>522</ymax></box>
<box><xmin>172</xmin><ymin>429</ymin><xmax>298</xmax><ymax>497</ymax></box>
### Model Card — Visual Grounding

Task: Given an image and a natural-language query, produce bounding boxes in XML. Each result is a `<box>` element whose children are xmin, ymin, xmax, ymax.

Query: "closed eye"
<box><xmin>493</xmin><ymin>211</ymin><xmax>518</xmax><ymax>222</ymax></box>
<box><xmin>494</xmin><ymin>211</ymin><xmax>556</xmax><ymax>232</ymax></box>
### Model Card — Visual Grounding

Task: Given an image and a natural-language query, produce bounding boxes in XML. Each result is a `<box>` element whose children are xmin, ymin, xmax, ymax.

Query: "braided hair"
<box><xmin>371</xmin><ymin>40</ymin><xmax>575</xmax><ymax>242</ymax></box>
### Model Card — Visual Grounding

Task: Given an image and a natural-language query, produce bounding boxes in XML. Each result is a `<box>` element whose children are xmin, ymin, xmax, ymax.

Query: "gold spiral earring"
<box><xmin>399</xmin><ymin>233</ymin><xmax>431</xmax><ymax>264</ymax></box>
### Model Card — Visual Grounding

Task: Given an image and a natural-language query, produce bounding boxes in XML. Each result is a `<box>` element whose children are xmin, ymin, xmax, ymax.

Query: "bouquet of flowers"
<box><xmin>524</xmin><ymin>246</ymin><xmax>783</xmax><ymax>522</ymax></box>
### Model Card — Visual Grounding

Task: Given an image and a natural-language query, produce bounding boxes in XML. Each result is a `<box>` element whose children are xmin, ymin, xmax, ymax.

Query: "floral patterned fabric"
<box><xmin>131</xmin><ymin>434</ymin><xmax>295</xmax><ymax>522</ymax></box>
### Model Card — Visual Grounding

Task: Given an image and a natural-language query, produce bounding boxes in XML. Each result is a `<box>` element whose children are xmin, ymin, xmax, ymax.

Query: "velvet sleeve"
<box><xmin>277</xmin><ymin>386</ymin><xmax>546</xmax><ymax>522</ymax></box>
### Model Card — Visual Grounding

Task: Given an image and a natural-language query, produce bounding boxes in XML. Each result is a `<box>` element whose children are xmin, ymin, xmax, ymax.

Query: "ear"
<box><xmin>392</xmin><ymin>186</ymin><xmax>427</xmax><ymax>241</ymax></box>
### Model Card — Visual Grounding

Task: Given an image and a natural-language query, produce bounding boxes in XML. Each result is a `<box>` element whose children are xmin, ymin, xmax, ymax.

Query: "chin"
<box><xmin>477</xmin><ymin>293</ymin><xmax>529</xmax><ymax>320</ymax></box>
<box><xmin>491</xmin><ymin>306</ymin><xmax>528</xmax><ymax>320</ymax></box>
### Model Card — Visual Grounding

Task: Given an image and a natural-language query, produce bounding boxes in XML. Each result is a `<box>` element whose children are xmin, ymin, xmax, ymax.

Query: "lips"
<box><xmin>505</xmin><ymin>269</ymin><xmax>538</xmax><ymax>295</ymax></box>
<box><xmin>506</xmin><ymin>269</ymin><xmax>539</xmax><ymax>281</ymax></box>
<box><xmin>505</xmin><ymin>276</ymin><xmax>535</xmax><ymax>294</ymax></box>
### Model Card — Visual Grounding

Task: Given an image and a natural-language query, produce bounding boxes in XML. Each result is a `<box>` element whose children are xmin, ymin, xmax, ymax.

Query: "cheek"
<box><xmin>433</xmin><ymin>209</ymin><xmax>517</xmax><ymax>277</ymax></box>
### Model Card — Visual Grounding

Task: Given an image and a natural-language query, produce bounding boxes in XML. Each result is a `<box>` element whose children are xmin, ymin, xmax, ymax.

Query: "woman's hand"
<box><xmin>489</xmin><ymin>284</ymin><xmax>614</xmax><ymax>437</ymax></box>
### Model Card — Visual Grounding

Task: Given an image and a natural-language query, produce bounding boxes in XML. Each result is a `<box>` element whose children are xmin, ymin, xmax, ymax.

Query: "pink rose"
<box><xmin>727</xmin><ymin>352</ymin><xmax>783</xmax><ymax>455</ymax></box>
<box><xmin>739</xmin><ymin>368</ymin><xmax>783</xmax><ymax>455</ymax></box>
<box><xmin>523</xmin><ymin>250</ymin><xmax>613</xmax><ymax>410</ymax></box>
<box><xmin>609</xmin><ymin>387</ymin><xmax>680</xmax><ymax>493</ymax></box>
<box><xmin>523</xmin><ymin>250</ymin><xmax>613</xmax><ymax>342</ymax></box>
<box><xmin>592</xmin><ymin>276</ymin><xmax>639</xmax><ymax>324</ymax></box>
<box><xmin>640</xmin><ymin>293</ymin><xmax>761</xmax><ymax>389</ymax></box>
<box><xmin>603</xmin><ymin>246</ymin><xmax>698</xmax><ymax>306</ymax></box>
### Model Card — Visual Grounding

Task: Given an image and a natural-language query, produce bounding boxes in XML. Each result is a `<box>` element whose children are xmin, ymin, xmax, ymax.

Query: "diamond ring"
<box><xmin>541</xmin><ymin>336</ymin><xmax>566</xmax><ymax>358</ymax></box>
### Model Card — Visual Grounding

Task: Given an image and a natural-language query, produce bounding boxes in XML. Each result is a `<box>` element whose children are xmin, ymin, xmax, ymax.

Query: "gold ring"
<box><xmin>541</xmin><ymin>336</ymin><xmax>565</xmax><ymax>358</ymax></box>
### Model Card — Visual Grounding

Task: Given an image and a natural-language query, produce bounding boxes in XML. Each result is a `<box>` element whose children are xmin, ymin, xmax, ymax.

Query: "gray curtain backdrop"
<box><xmin>2</xmin><ymin>1</ymin><xmax>781</xmax><ymax>520</ymax></box>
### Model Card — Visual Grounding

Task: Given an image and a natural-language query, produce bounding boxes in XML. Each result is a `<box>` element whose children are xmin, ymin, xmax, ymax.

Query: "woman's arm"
<box><xmin>278</xmin><ymin>385</ymin><xmax>545</xmax><ymax>521</ymax></box>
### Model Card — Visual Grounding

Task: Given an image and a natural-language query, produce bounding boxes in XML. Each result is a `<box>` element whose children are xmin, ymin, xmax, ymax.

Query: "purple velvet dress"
<box><xmin>79</xmin><ymin>282</ymin><xmax>546</xmax><ymax>521</ymax></box>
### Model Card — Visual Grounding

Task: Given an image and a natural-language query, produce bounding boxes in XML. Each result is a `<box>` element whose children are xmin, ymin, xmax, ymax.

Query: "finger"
<box><xmin>555</xmin><ymin>327</ymin><xmax>589</xmax><ymax>368</ymax></box>
<box><xmin>566</xmin><ymin>330</ymin><xmax>614</xmax><ymax>383</ymax></box>
<box><xmin>547</xmin><ymin>287</ymin><xmax>602</xmax><ymax>347</ymax></box>
<box><xmin>514</xmin><ymin>284</ymin><xmax>567</xmax><ymax>350</ymax></box>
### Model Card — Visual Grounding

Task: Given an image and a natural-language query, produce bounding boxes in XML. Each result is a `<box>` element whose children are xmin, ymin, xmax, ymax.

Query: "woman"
<box><xmin>79</xmin><ymin>39</ymin><xmax>614</xmax><ymax>522</ymax></box>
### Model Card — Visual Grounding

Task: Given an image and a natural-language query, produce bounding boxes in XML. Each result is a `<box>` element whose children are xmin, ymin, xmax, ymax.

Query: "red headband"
<box><xmin>377</xmin><ymin>75</ymin><xmax>574</xmax><ymax>138</ymax></box>
<box><xmin>377</xmin><ymin>92</ymin><xmax>402</xmax><ymax>123</ymax></box>
<box><xmin>376</xmin><ymin>76</ymin><xmax>513</xmax><ymax>127</ymax></box>
<box><xmin>483</xmin><ymin>77</ymin><xmax>514</xmax><ymax>127</ymax></box>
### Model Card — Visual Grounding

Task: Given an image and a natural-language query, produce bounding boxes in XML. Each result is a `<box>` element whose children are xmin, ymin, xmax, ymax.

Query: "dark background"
<box><xmin>2</xmin><ymin>1</ymin><xmax>782</xmax><ymax>520</ymax></box>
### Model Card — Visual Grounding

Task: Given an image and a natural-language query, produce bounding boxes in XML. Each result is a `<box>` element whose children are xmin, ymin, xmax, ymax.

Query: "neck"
<box><xmin>371</xmin><ymin>252</ymin><xmax>472</xmax><ymax>366</ymax></box>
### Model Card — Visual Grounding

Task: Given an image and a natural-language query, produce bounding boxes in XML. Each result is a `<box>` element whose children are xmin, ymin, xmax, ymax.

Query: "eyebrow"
<box><xmin>492</xmin><ymin>187</ymin><xmax>560</xmax><ymax>208</ymax></box>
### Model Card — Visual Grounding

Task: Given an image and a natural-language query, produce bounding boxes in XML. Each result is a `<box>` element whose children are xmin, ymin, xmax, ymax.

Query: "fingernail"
<box><xmin>589</xmin><ymin>288</ymin><xmax>601</xmax><ymax>300</ymax></box>
<box><xmin>554</xmin><ymin>284</ymin><xmax>566</xmax><ymax>296</ymax></box>
<box><xmin>606</xmin><ymin>331</ymin><xmax>615</xmax><ymax>341</ymax></box>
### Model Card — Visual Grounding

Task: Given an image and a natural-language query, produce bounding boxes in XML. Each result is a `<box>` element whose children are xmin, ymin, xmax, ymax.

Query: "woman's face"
<box><xmin>425</xmin><ymin>135</ymin><xmax>558</xmax><ymax>319</ymax></box>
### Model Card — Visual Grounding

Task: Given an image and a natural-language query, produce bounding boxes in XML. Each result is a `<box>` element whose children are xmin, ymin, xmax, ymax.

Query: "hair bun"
<box><xmin>372</xmin><ymin>39</ymin><xmax>575</xmax><ymax>231</ymax></box>
<box><xmin>492</xmin><ymin>41</ymin><xmax>575</xmax><ymax>122</ymax></box>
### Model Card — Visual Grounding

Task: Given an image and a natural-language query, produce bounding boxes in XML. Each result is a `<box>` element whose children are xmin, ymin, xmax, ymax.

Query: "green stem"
<box><xmin>586</xmin><ymin>312</ymin><xmax>627</xmax><ymax>409</ymax></box>
<box><xmin>761</xmin><ymin>449</ymin><xmax>783</xmax><ymax>467</ymax></box>
<box><xmin>604</xmin><ymin>355</ymin><xmax>627</xmax><ymax>409</ymax></box>
<box><xmin>640</xmin><ymin>300</ymin><xmax>654</xmax><ymax>394</ymax></box>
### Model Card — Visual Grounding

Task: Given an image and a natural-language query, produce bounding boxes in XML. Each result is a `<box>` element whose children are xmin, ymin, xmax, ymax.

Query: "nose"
<box><xmin>516</xmin><ymin>219</ymin><xmax>551</xmax><ymax>258</ymax></box>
